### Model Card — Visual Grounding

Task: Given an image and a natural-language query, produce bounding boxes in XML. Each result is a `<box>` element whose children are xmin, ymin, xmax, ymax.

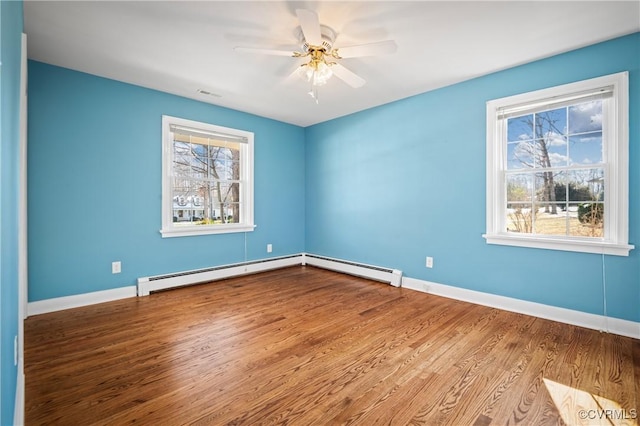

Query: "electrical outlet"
<box><xmin>426</xmin><ymin>256</ymin><xmax>434</xmax><ymax>268</ymax></box>
<box><xmin>267</xmin><ymin>244</ymin><xmax>273</xmax><ymax>253</ymax></box>
<box><xmin>14</xmin><ymin>335</ymin><xmax>18</xmax><ymax>366</ymax></box>
<box><xmin>112</xmin><ymin>261</ymin><xmax>121</xmax><ymax>274</ymax></box>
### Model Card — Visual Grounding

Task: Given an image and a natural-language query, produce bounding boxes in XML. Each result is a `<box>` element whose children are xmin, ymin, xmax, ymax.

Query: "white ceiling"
<box><xmin>24</xmin><ymin>1</ymin><xmax>640</xmax><ymax>127</ymax></box>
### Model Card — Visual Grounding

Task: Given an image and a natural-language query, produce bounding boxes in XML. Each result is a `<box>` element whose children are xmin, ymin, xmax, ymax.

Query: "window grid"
<box><xmin>503</xmin><ymin>100</ymin><xmax>606</xmax><ymax>239</ymax></box>
<box><xmin>484</xmin><ymin>72</ymin><xmax>632</xmax><ymax>256</ymax></box>
<box><xmin>161</xmin><ymin>115</ymin><xmax>254</xmax><ymax>237</ymax></box>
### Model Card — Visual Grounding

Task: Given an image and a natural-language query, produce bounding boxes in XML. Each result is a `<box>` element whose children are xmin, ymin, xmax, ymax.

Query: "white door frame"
<box><xmin>15</xmin><ymin>31</ymin><xmax>28</xmax><ymax>426</ymax></box>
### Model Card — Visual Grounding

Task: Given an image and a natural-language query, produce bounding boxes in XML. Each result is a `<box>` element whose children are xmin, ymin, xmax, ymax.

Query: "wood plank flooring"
<box><xmin>24</xmin><ymin>266</ymin><xmax>639</xmax><ymax>425</ymax></box>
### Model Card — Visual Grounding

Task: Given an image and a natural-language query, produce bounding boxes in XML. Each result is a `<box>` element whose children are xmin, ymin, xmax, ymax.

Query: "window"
<box><xmin>484</xmin><ymin>72</ymin><xmax>633</xmax><ymax>256</ymax></box>
<box><xmin>161</xmin><ymin>115</ymin><xmax>254</xmax><ymax>237</ymax></box>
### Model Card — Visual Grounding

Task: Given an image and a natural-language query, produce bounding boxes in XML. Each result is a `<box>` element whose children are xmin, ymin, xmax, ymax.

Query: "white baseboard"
<box><xmin>402</xmin><ymin>277</ymin><xmax>640</xmax><ymax>339</ymax></box>
<box><xmin>13</xmin><ymin>358</ymin><xmax>24</xmax><ymax>426</ymax></box>
<box><xmin>25</xmin><ymin>256</ymin><xmax>638</xmax><ymax>339</ymax></box>
<box><xmin>27</xmin><ymin>286</ymin><xmax>137</xmax><ymax>316</ymax></box>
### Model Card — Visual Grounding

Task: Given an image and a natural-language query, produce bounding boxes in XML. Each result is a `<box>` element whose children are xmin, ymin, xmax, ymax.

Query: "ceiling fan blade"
<box><xmin>234</xmin><ymin>46</ymin><xmax>296</xmax><ymax>57</ymax></box>
<box><xmin>331</xmin><ymin>63</ymin><xmax>366</xmax><ymax>88</ymax></box>
<box><xmin>296</xmin><ymin>9</ymin><xmax>322</xmax><ymax>46</ymax></box>
<box><xmin>335</xmin><ymin>40</ymin><xmax>397</xmax><ymax>58</ymax></box>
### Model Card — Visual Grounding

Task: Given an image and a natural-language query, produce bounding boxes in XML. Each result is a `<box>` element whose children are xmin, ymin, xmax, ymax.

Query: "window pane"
<box><xmin>173</xmin><ymin>143</ymin><xmax>193</xmax><ymax>176</ymax></box>
<box><xmin>534</xmin><ymin>108</ymin><xmax>567</xmax><ymax>139</ymax></box>
<box><xmin>531</xmin><ymin>108</ymin><xmax>568</xmax><ymax>169</ymax></box>
<box><xmin>205</xmin><ymin>202</ymin><xmax>240</xmax><ymax>224</ymax></box>
<box><xmin>566</xmin><ymin>170</ymin><xmax>599</xmax><ymax>202</ymax></box>
<box><xmin>568</xmin><ymin>100</ymin><xmax>602</xmax><ymax>133</ymax></box>
<box><xmin>174</xmin><ymin>141</ymin><xmax>190</xmax><ymax>157</ymax></box>
<box><xmin>506</xmin><ymin>203</ymin><xmax>534</xmax><ymax>234</ymax></box>
<box><xmin>174</xmin><ymin>142</ymin><xmax>206</xmax><ymax>179</ymax></box>
<box><xmin>211</xmin><ymin>182</ymin><xmax>236</xmax><ymax>202</ymax></box>
<box><xmin>173</xmin><ymin>177</ymin><xmax>199</xmax><ymax>198</ymax></box>
<box><xmin>568</xmin><ymin>169</ymin><xmax>604</xmax><ymax>201</ymax></box>
<box><xmin>532</xmin><ymin>135</ymin><xmax>568</xmax><ymax>169</ymax></box>
<box><xmin>507</xmin><ymin>114</ymin><xmax>533</xmax><ymax>142</ymax></box>
<box><xmin>532</xmin><ymin>203</ymin><xmax>569</xmax><ymax>236</ymax></box>
<box><xmin>570</xmin><ymin>202</ymin><xmax>604</xmax><ymax>237</ymax></box>
<box><xmin>507</xmin><ymin>141</ymin><xmax>535</xmax><ymax>170</ymax></box>
<box><xmin>506</xmin><ymin>173</ymin><xmax>533</xmax><ymax>202</ymax></box>
<box><xmin>226</xmin><ymin>203</ymin><xmax>241</xmax><ymax>224</ymax></box>
<box><xmin>551</xmin><ymin>171</ymin><xmax>568</xmax><ymax>206</ymax></box>
<box><xmin>207</xmin><ymin>146</ymin><xmax>240</xmax><ymax>181</ymax></box>
<box><xmin>506</xmin><ymin>173</ymin><xmax>535</xmax><ymax>234</ymax></box>
<box><xmin>172</xmin><ymin>191</ymin><xmax>206</xmax><ymax>225</ymax></box>
<box><xmin>532</xmin><ymin>139</ymin><xmax>554</xmax><ymax>169</ymax></box>
<box><xmin>534</xmin><ymin>171</ymin><xmax>558</xmax><ymax>206</ymax></box>
<box><xmin>569</xmin><ymin>132</ymin><xmax>602</xmax><ymax>165</ymax></box>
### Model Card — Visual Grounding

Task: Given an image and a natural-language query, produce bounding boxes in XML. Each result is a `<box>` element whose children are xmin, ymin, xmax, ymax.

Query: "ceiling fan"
<box><xmin>234</xmin><ymin>9</ymin><xmax>397</xmax><ymax>103</ymax></box>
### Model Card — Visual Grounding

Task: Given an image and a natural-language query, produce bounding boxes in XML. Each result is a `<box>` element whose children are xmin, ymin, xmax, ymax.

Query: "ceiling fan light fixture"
<box><xmin>298</xmin><ymin>53</ymin><xmax>334</xmax><ymax>104</ymax></box>
<box><xmin>306</xmin><ymin>61</ymin><xmax>333</xmax><ymax>86</ymax></box>
<box><xmin>298</xmin><ymin>49</ymin><xmax>334</xmax><ymax>87</ymax></box>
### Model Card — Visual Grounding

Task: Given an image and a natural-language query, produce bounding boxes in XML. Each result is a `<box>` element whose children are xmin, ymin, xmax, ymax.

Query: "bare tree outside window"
<box><xmin>161</xmin><ymin>115</ymin><xmax>254</xmax><ymax>238</ymax></box>
<box><xmin>505</xmin><ymin>101</ymin><xmax>604</xmax><ymax>238</ymax></box>
<box><xmin>172</xmin><ymin>137</ymin><xmax>241</xmax><ymax>226</ymax></box>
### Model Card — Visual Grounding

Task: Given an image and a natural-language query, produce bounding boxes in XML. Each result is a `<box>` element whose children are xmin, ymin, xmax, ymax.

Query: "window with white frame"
<box><xmin>484</xmin><ymin>72</ymin><xmax>633</xmax><ymax>256</ymax></box>
<box><xmin>161</xmin><ymin>115</ymin><xmax>254</xmax><ymax>237</ymax></box>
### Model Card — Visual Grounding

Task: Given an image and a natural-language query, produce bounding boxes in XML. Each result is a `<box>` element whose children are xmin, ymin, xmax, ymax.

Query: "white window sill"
<box><xmin>161</xmin><ymin>224</ymin><xmax>256</xmax><ymax>238</ymax></box>
<box><xmin>483</xmin><ymin>233</ymin><xmax>634</xmax><ymax>256</ymax></box>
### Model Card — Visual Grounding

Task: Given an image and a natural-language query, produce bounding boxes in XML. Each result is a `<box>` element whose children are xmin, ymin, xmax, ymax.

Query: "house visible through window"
<box><xmin>161</xmin><ymin>115</ymin><xmax>254</xmax><ymax>237</ymax></box>
<box><xmin>484</xmin><ymin>72</ymin><xmax>633</xmax><ymax>256</ymax></box>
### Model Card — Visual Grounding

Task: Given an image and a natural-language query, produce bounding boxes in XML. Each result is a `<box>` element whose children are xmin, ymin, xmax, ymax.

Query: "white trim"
<box><xmin>13</xmin><ymin>359</ymin><xmax>24</xmax><ymax>426</ymax></box>
<box><xmin>485</xmin><ymin>71</ymin><xmax>632</xmax><ymax>256</ymax></box>
<box><xmin>402</xmin><ymin>276</ymin><xmax>639</xmax><ymax>339</ymax></box>
<box><xmin>483</xmin><ymin>233</ymin><xmax>633</xmax><ymax>256</ymax></box>
<box><xmin>137</xmin><ymin>255</ymin><xmax>303</xmax><ymax>296</ymax></box>
<box><xmin>24</xmin><ymin>257</ymin><xmax>637</xmax><ymax>339</ymax></box>
<box><xmin>15</xmin><ymin>33</ymin><xmax>28</xmax><ymax>426</ymax></box>
<box><xmin>19</xmin><ymin>33</ymin><xmax>28</xmax><ymax>320</ymax></box>
<box><xmin>160</xmin><ymin>223</ymin><xmax>256</xmax><ymax>238</ymax></box>
<box><xmin>27</xmin><ymin>286</ymin><xmax>137</xmax><ymax>316</ymax></box>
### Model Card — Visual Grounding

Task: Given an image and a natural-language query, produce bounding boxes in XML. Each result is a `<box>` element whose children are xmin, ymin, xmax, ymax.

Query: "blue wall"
<box><xmin>27</xmin><ymin>33</ymin><xmax>639</xmax><ymax>326</ymax></box>
<box><xmin>305</xmin><ymin>33</ymin><xmax>640</xmax><ymax>323</ymax></box>
<box><xmin>28</xmin><ymin>62</ymin><xmax>305</xmax><ymax>301</ymax></box>
<box><xmin>1</xmin><ymin>0</ymin><xmax>24</xmax><ymax>423</ymax></box>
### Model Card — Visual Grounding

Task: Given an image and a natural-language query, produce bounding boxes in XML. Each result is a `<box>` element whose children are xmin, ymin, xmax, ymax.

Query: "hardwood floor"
<box><xmin>25</xmin><ymin>266</ymin><xmax>639</xmax><ymax>425</ymax></box>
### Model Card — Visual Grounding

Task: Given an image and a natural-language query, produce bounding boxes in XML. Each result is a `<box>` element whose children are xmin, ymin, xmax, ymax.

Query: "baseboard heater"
<box><xmin>137</xmin><ymin>253</ymin><xmax>402</xmax><ymax>296</ymax></box>
<box><xmin>302</xmin><ymin>253</ymin><xmax>403</xmax><ymax>287</ymax></box>
<box><xmin>137</xmin><ymin>254</ymin><xmax>302</xmax><ymax>296</ymax></box>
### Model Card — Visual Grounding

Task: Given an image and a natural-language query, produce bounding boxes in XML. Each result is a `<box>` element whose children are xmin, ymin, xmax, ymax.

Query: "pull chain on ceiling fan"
<box><xmin>235</xmin><ymin>9</ymin><xmax>397</xmax><ymax>103</ymax></box>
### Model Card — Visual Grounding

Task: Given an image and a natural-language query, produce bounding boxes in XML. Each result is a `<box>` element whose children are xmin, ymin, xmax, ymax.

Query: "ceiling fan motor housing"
<box><xmin>298</xmin><ymin>24</ymin><xmax>336</xmax><ymax>53</ymax></box>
